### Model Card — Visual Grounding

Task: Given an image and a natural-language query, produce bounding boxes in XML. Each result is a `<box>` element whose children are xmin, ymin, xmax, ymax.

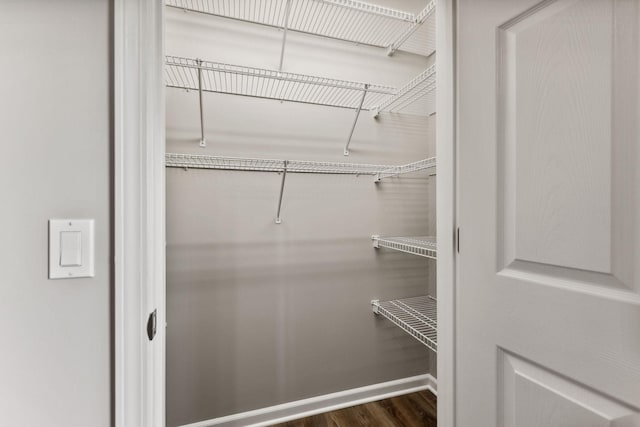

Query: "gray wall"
<box><xmin>165</xmin><ymin>4</ymin><xmax>436</xmax><ymax>426</ymax></box>
<box><xmin>0</xmin><ymin>1</ymin><xmax>111</xmax><ymax>426</ymax></box>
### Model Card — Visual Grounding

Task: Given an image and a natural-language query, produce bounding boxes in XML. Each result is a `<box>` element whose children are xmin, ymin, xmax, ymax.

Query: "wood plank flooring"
<box><xmin>268</xmin><ymin>390</ymin><xmax>437</xmax><ymax>427</ymax></box>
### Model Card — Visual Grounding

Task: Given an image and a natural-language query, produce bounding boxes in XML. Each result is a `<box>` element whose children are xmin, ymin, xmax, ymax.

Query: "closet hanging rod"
<box><xmin>165</xmin><ymin>0</ymin><xmax>435</xmax><ymax>57</ymax></box>
<box><xmin>165</xmin><ymin>56</ymin><xmax>394</xmax><ymax>110</ymax></box>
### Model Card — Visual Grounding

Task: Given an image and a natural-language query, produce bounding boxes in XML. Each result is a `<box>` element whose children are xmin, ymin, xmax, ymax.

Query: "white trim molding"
<box><xmin>114</xmin><ymin>0</ymin><xmax>165</xmax><ymax>426</ymax></box>
<box><xmin>179</xmin><ymin>374</ymin><xmax>437</xmax><ymax>427</ymax></box>
<box><xmin>436</xmin><ymin>0</ymin><xmax>457</xmax><ymax>426</ymax></box>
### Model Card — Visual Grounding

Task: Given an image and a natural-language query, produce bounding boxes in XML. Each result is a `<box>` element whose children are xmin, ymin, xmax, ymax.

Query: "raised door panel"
<box><xmin>500</xmin><ymin>351</ymin><xmax>640</xmax><ymax>427</ymax></box>
<box><xmin>497</xmin><ymin>0</ymin><xmax>639</xmax><ymax>292</ymax></box>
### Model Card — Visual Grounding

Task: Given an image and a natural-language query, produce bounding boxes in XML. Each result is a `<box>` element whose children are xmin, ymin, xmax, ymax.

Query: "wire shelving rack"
<box><xmin>166</xmin><ymin>56</ymin><xmax>394</xmax><ymax>110</ymax></box>
<box><xmin>372</xmin><ymin>295</ymin><xmax>437</xmax><ymax>352</ymax></box>
<box><xmin>372</xmin><ymin>236</ymin><xmax>437</xmax><ymax>259</ymax></box>
<box><xmin>165</xmin><ymin>152</ymin><xmax>390</xmax><ymax>175</ymax></box>
<box><xmin>165</xmin><ymin>55</ymin><xmax>396</xmax><ymax>154</ymax></box>
<box><xmin>166</xmin><ymin>153</ymin><xmax>436</xmax><ymax>223</ymax></box>
<box><xmin>166</xmin><ymin>0</ymin><xmax>436</xmax><ymax>60</ymax></box>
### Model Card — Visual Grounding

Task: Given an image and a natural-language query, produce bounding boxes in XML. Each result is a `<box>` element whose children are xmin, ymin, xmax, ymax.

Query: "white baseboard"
<box><xmin>179</xmin><ymin>374</ymin><xmax>437</xmax><ymax>427</ymax></box>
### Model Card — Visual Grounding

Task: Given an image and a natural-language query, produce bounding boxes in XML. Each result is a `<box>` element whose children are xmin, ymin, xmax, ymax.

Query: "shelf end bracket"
<box><xmin>278</xmin><ymin>0</ymin><xmax>293</xmax><ymax>72</ymax></box>
<box><xmin>275</xmin><ymin>160</ymin><xmax>288</xmax><ymax>224</ymax></box>
<box><xmin>371</xmin><ymin>299</ymin><xmax>380</xmax><ymax>314</ymax></box>
<box><xmin>344</xmin><ymin>84</ymin><xmax>369</xmax><ymax>156</ymax></box>
<box><xmin>197</xmin><ymin>58</ymin><xmax>206</xmax><ymax>147</ymax></box>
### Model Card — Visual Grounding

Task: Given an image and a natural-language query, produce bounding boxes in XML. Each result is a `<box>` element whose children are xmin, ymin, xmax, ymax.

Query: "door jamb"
<box><xmin>114</xmin><ymin>0</ymin><xmax>166</xmax><ymax>426</ymax></box>
<box><xmin>436</xmin><ymin>1</ymin><xmax>457</xmax><ymax>426</ymax></box>
<box><xmin>113</xmin><ymin>0</ymin><xmax>456</xmax><ymax>425</ymax></box>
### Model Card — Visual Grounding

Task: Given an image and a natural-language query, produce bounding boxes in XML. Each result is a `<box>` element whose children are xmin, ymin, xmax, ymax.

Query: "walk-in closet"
<box><xmin>164</xmin><ymin>1</ymin><xmax>439</xmax><ymax>426</ymax></box>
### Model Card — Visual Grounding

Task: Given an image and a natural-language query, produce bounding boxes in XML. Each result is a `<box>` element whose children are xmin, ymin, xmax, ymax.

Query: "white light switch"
<box><xmin>49</xmin><ymin>219</ymin><xmax>94</xmax><ymax>279</ymax></box>
<box><xmin>60</xmin><ymin>231</ymin><xmax>82</xmax><ymax>266</ymax></box>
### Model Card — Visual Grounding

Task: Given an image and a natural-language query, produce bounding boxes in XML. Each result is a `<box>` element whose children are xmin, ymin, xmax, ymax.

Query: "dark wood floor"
<box><xmin>269</xmin><ymin>390</ymin><xmax>437</xmax><ymax>427</ymax></box>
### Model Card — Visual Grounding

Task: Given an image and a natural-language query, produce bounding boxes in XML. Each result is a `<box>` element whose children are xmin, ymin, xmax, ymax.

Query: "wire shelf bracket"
<box><xmin>166</xmin><ymin>0</ymin><xmax>436</xmax><ymax>59</ymax></box>
<box><xmin>371</xmin><ymin>236</ymin><xmax>437</xmax><ymax>259</ymax></box>
<box><xmin>372</xmin><ymin>65</ymin><xmax>436</xmax><ymax>118</ymax></box>
<box><xmin>372</xmin><ymin>295</ymin><xmax>437</xmax><ymax>352</ymax></box>
<box><xmin>344</xmin><ymin>84</ymin><xmax>369</xmax><ymax>156</ymax></box>
<box><xmin>165</xmin><ymin>56</ymin><xmax>394</xmax><ymax>152</ymax></box>
<box><xmin>196</xmin><ymin>59</ymin><xmax>207</xmax><ymax>147</ymax></box>
<box><xmin>278</xmin><ymin>0</ymin><xmax>292</xmax><ymax>72</ymax></box>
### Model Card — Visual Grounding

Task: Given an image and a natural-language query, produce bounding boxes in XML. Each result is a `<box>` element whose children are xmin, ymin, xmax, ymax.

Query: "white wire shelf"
<box><xmin>372</xmin><ymin>64</ymin><xmax>436</xmax><ymax>116</ymax></box>
<box><xmin>375</xmin><ymin>157</ymin><xmax>436</xmax><ymax>182</ymax></box>
<box><xmin>166</xmin><ymin>153</ymin><xmax>435</xmax><ymax>223</ymax></box>
<box><xmin>372</xmin><ymin>295</ymin><xmax>437</xmax><ymax>352</ymax></box>
<box><xmin>165</xmin><ymin>153</ymin><xmax>391</xmax><ymax>175</ymax></box>
<box><xmin>166</xmin><ymin>0</ymin><xmax>436</xmax><ymax>57</ymax></box>
<box><xmin>372</xmin><ymin>236</ymin><xmax>437</xmax><ymax>259</ymax></box>
<box><xmin>165</xmin><ymin>56</ymin><xmax>394</xmax><ymax>110</ymax></box>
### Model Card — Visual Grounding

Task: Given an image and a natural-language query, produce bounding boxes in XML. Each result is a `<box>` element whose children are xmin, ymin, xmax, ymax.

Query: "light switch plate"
<box><xmin>49</xmin><ymin>219</ymin><xmax>95</xmax><ymax>279</ymax></box>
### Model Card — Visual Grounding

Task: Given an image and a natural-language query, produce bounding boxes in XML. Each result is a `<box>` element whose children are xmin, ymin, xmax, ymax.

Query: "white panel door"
<box><xmin>457</xmin><ymin>0</ymin><xmax>640</xmax><ymax>426</ymax></box>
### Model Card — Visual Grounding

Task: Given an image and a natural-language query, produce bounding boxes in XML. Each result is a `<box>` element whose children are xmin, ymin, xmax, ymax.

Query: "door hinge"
<box><xmin>456</xmin><ymin>227</ymin><xmax>460</xmax><ymax>254</ymax></box>
<box><xmin>147</xmin><ymin>309</ymin><xmax>157</xmax><ymax>341</ymax></box>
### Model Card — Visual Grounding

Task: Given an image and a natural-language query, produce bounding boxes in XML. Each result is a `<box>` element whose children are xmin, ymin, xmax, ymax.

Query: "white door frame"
<box><xmin>113</xmin><ymin>1</ymin><xmax>456</xmax><ymax>425</ymax></box>
<box><xmin>436</xmin><ymin>1</ymin><xmax>457</xmax><ymax>426</ymax></box>
<box><xmin>113</xmin><ymin>0</ymin><xmax>166</xmax><ymax>426</ymax></box>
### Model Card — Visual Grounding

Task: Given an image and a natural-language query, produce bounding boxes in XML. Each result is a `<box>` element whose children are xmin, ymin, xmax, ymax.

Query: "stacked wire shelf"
<box><xmin>372</xmin><ymin>236</ymin><xmax>437</xmax><ymax>349</ymax></box>
<box><xmin>165</xmin><ymin>152</ymin><xmax>391</xmax><ymax>175</ymax></box>
<box><xmin>166</xmin><ymin>0</ymin><xmax>436</xmax><ymax>56</ymax></box>
<box><xmin>372</xmin><ymin>64</ymin><xmax>436</xmax><ymax>116</ymax></box>
<box><xmin>372</xmin><ymin>296</ymin><xmax>437</xmax><ymax>352</ymax></box>
<box><xmin>372</xmin><ymin>236</ymin><xmax>437</xmax><ymax>259</ymax></box>
<box><xmin>165</xmin><ymin>56</ymin><xmax>394</xmax><ymax>110</ymax></box>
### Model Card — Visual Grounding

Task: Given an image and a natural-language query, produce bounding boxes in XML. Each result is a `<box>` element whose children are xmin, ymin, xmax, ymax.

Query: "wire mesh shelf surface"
<box><xmin>373</xmin><ymin>64</ymin><xmax>436</xmax><ymax>114</ymax></box>
<box><xmin>165</xmin><ymin>56</ymin><xmax>395</xmax><ymax>110</ymax></box>
<box><xmin>166</xmin><ymin>0</ymin><xmax>435</xmax><ymax>55</ymax></box>
<box><xmin>376</xmin><ymin>157</ymin><xmax>436</xmax><ymax>181</ymax></box>
<box><xmin>166</xmin><ymin>153</ymin><xmax>396</xmax><ymax>175</ymax></box>
<box><xmin>372</xmin><ymin>295</ymin><xmax>437</xmax><ymax>352</ymax></box>
<box><xmin>372</xmin><ymin>236</ymin><xmax>437</xmax><ymax>259</ymax></box>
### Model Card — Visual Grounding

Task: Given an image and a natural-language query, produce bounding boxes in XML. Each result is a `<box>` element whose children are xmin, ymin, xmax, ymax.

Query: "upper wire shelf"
<box><xmin>373</xmin><ymin>64</ymin><xmax>436</xmax><ymax>115</ymax></box>
<box><xmin>166</xmin><ymin>0</ymin><xmax>436</xmax><ymax>57</ymax></box>
<box><xmin>372</xmin><ymin>236</ymin><xmax>437</xmax><ymax>259</ymax></box>
<box><xmin>165</xmin><ymin>56</ymin><xmax>437</xmax><ymax>153</ymax></box>
<box><xmin>165</xmin><ymin>56</ymin><xmax>394</xmax><ymax>110</ymax></box>
<box><xmin>372</xmin><ymin>295</ymin><xmax>437</xmax><ymax>352</ymax></box>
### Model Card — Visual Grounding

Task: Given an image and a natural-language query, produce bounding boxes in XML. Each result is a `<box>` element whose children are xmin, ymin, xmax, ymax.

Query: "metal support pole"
<box><xmin>275</xmin><ymin>160</ymin><xmax>288</xmax><ymax>224</ymax></box>
<box><xmin>197</xmin><ymin>58</ymin><xmax>206</xmax><ymax>147</ymax></box>
<box><xmin>344</xmin><ymin>84</ymin><xmax>369</xmax><ymax>156</ymax></box>
<box><xmin>278</xmin><ymin>0</ymin><xmax>292</xmax><ymax>72</ymax></box>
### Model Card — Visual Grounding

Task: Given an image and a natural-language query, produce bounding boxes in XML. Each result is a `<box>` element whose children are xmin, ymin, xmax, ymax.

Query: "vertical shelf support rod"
<box><xmin>197</xmin><ymin>58</ymin><xmax>206</xmax><ymax>147</ymax></box>
<box><xmin>278</xmin><ymin>0</ymin><xmax>293</xmax><ymax>72</ymax></box>
<box><xmin>344</xmin><ymin>84</ymin><xmax>369</xmax><ymax>156</ymax></box>
<box><xmin>275</xmin><ymin>160</ymin><xmax>288</xmax><ymax>224</ymax></box>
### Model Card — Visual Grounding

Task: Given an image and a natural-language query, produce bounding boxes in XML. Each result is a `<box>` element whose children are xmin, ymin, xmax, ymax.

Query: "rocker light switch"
<box><xmin>60</xmin><ymin>231</ymin><xmax>82</xmax><ymax>266</ymax></box>
<box><xmin>49</xmin><ymin>219</ymin><xmax>94</xmax><ymax>279</ymax></box>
